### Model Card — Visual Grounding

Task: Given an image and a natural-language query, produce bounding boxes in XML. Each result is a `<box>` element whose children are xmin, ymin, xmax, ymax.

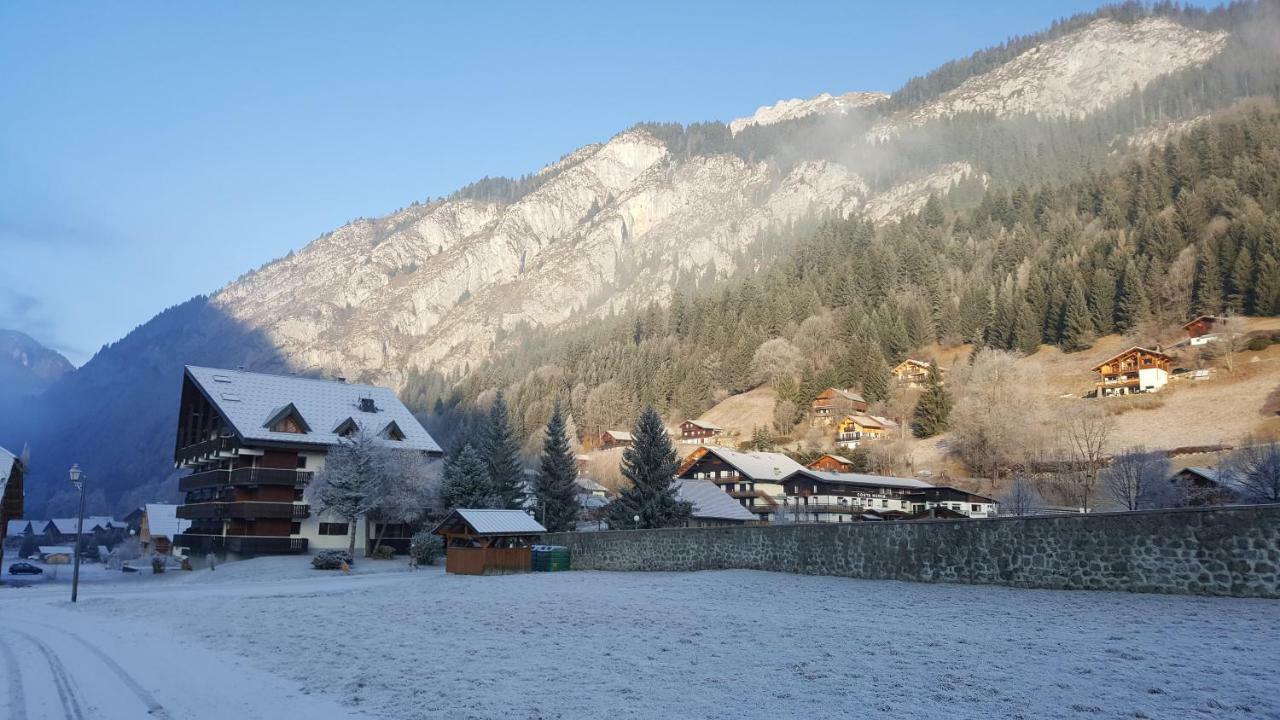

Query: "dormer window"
<box><xmin>380</xmin><ymin>420</ymin><xmax>406</xmax><ymax>442</ymax></box>
<box><xmin>333</xmin><ymin>417</ymin><xmax>360</xmax><ymax>438</ymax></box>
<box><xmin>264</xmin><ymin>403</ymin><xmax>311</xmax><ymax>434</ymax></box>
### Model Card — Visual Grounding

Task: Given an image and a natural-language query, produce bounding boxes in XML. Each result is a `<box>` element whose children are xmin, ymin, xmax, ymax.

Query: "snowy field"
<box><xmin>1</xmin><ymin>557</ymin><xmax>1278</xmax><ymax>719</ymax></box>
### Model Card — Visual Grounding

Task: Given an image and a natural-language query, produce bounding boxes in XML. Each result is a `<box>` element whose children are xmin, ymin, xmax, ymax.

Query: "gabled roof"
<box><xmin>816</xmin><ymin>388</ymin><xmax>865</xmax><ymax>404</ymax></box>
<box><xmin>45</xmin><ymin>518</ymin><xmax>94</xmax><ymax>535</ymax></box>
<box><xmin>1177</xmin><ymin>466</ymin><xmax>1221</xmax><ymax>484</ymax></box>
<box><xmin>784</xmin><ymin>468</ymin><xmax>934</xmax><ymax>491</ymax></box>
<box><xmin>379</xmin><ymin>420</ymin><xmax>407</xmax><ymax>441</ymax></box>
<box><xmin>892</xmin><ymin>359</ymin><xmax>934</xmax><ymax>372</ymax></box>
<box><xmin>263</xmin><ymin>402</ymin><xmax>312</xmax><ymax>433</ymax></box>
<box><xmin>574</xmin><ymin>476</ymin><xmax>609</xmax><ymax>494</ymax></box>
<box><xmin>432</xmin><ymin>509</ymin><xmax>546</xmax><ymax>536</ymax></box>
<box><xmin>184</xmin><ymin>366</ymin><xmax>441</xmax><ymax>453</ymax></box>
<box><xmin>684</xmin><ymin>419</ymin><xmax>723</xmax><ymax>431</ymax></box>
<box><xmin>810</xmin><ymin>453</ymin><xmax>856</xmax><ymax>467</ymax></box>
<box><xmin>678</xmin><ymin>446</ymin><xmax>805</xmax><ymax>482</ymax></box>
<box><xmin>1091</xmin><ymin>347</ymin><xmax>1173</xmax><ymax>371</ymax></box>
<box><xmin>841</xmin><ymin>414</ymin><xmax>885</xmax><ymax>430</ymax></box>
<box><xmin>674</xmin><ymin>479</ymin><xmax>756</xmax><ymax>522</ymax></box>
<box><xmin>144</xmin><ymin>503</ymin><xmax>191</xmax><ymax>540</ymax></box>
<box><xmin>603</xmin><ymin>430</ymin><xmax>634</xmax><ymax>441</ymax></box>
<box><xmin>1182</xmin><ymin>315</ymin><xmax>1217</xmax><ymax>329</ymax></box>
<box><xmin>6</xmin><ymin>520</ymin><xmax>32</xmax><ymax>536</ymax></box>
<box><xmin>0</xmin><ymin>446</ymin><xmax>20</xmax><ymax>500</ymax></box>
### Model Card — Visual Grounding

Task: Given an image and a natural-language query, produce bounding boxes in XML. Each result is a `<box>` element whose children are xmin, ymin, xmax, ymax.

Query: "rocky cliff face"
<box><xmin>205</xmin><ymin>15</ymin><xmax>1233</xmax><ymax>389</ymax></box>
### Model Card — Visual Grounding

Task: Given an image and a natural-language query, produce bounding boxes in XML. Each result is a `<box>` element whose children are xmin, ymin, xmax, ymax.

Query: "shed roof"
<box><xmin>674</xmin><ymin>479</ymin><xmax>756</xmax><ymax>522</ymax></box>
<box><xmin>680</xmin><ymin>446</ymin><xmax>805</xmax><ymax>482</ymax></box>
<box><xmin>433</xmin><ymin>509</ymin><xmax>546</xmax><ymax>536</ymax></box>
<box><xmin>784</xmin><ymin>468</ymin><xmax>934</xmax><ymax>491</ymax></box>
<box><xmin>184</xmin><ymin>366</ymin><xmax>441</xmax><ymax>453</ymax></box>
<box><xmin>144</xmin><ymin>504</ymin><xmax>191</xmax><ymax>540</ymax></box>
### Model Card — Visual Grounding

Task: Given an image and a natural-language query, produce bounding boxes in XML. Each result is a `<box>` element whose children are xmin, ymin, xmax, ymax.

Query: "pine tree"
<box><xmin>750</xmin><ymin>425</ymin><xmax>773</xmax><ymax>451</ymax></box>
<box><xmin>1115</xmin><ymin>259</ymin><xmax>1150</xmax><ymax>331</ymax></box>
<box><xmin>1012</xmin><ymin>300</ymin><xmax>1041</xmax><ymax>355</ymax></box>
<box><xmin>533</xmin><ymin>400</ymin><xmax>580</xmax><ymax>532</ymax></box>
<box><xmin>1059</xmin><ymin>280</ymin><xmax>1094</xmax><ymax>352</ymax></box>
<box><xmin>1087</xmin><ymin>268</ymin><xmax>1116</xmax><ymax>335</ymax></box>
<box><xmin>1254</xmin><ymin>252</ymin><xmax>1280</xmax><ymax>316</ymax></box>
<box><xmin>1228</xmin><ymin>246</ymin><xmax>1254</xmax><ymax>313</ymax></box>
<box><xmin>441</xmin><ymin>442</ymin><xmax>499</xmax><ymax>509</ymax></box>
<box><xmin>911</xmin><ymin>362</ymin><xmax>952</xmax><ymax>438</ymax></box>
<box><xmin>861</xmin><ymin>345</ymin><xmax>891</xmax><ymax>403</ymax></box>
<box><xmin>1193</xmin><ymin>243</ymin><xmax>1223</xmax><ymax>316</ymax></box>
<box><xmin>483</xmin><ymin>391</ymin><xmax>526</xmax><ymax>509</ymax></box>
<box><xmin>607</xmin><ymin>406</ymin><xmax>691</xmax><ymax>529</ymax></box>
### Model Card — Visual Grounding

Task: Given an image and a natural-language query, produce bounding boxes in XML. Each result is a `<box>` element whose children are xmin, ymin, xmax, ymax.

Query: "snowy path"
<box><xmin>3</xmin><ymin>558</ymin><xmax>1279</xmax><ymax>719</ymax></box>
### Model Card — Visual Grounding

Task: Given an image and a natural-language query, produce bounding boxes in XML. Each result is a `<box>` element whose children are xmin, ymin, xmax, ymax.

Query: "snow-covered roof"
<box><xmin>0</xmin><ymin>446</ymin><xmax>17</xmax><ymax>499</ymax></box>
<box><xmin>38</xmin><ymin>546</ymin><xmax>74</xmax><ymax>555</ymax></box>
<box><xmin>575</xmin><ymin>476</ymin><xmax>609</xmax><ymax>494</ymax></box>
<box><xmin>144</xmin><ymin>504</ymin><xmax>191</xmax><ymax>540</ymax></box>
<box><xmin>6</xmin><ymin>520</ymin><xmax>32</xmax><ymax>536</ymax></box>
<box><xmin>45</xmin><ymin>518</ymin><xmax>94</xmax><ymax>535</ymax></box>
<box><xmin>85</xmin><ymin>516</ymin><xmax>123</xmax><ymax>531</ymax></box>
<box><xmin>603</xmin><ymin>430</ymin><xmax>633</xmax><ymax>441</ymax></box>
<box><xmin>785</xmin><ymin>468</ymin><xmax>934</xmax><ymax>491</ymax></box>
<box><xmin>185</xmin><ymin>366</ymin><xmax>442</xmax><ymax>453</ymax></box>
<box><xmin>1179</xmin><ymin>466</ymin><xmax>1221</xmax><ymax>484</ymax></box>
<box><xmin>675</xmin><ymin>479</ymin><xmax>756</xmax><ymax>522</ymax></box>
<box><xmin>435</xmin><ymin>509</ymin><xmax>546</xmax><ymax>536</ymax></box>
<box><xmin>684</xmin><ymin>447</ymin><xmax>805</xmax><ymax>482</ymax></box>
<box><xmin>685</xmin><ymin>419</ymin><xmax>724</xmax><ymax>431</ymax></box>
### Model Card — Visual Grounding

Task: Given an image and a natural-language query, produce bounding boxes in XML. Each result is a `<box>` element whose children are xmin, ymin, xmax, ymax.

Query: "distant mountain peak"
<box><xmin>0</xmin><ymin>329</ymin><xmax>74</xmax><ymax>398</ymax></box>
<box><xmin>728</xmin><ymin>91</ymin><xmax>888</xmax><ymax>135</ymax></box>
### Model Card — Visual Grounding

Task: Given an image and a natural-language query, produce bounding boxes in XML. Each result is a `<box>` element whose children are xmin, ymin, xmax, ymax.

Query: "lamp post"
<box><xmin>69</xmin><ymin>464</ymin><xmax>86</xmax><ymax>603</ymax></box>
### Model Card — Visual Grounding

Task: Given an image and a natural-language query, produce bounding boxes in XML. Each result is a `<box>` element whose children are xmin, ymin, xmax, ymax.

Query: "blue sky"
<box><xmin>0</xmin><ymin>1</ymin><xmax>1219</xmax><ymax>365</ymax></box>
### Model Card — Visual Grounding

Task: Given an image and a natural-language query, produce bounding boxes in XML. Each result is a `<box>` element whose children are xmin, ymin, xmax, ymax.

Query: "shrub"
<box><xmin>1247</xmin><ymin>337</ymin><xmax>1270</xmax><ymax>352</ymax></box>
<box><xmin>371</xmin><ymin>544</ymin><xmax>396</xmax><ymax>560</ymax></box>
<box><xmin>151</xmin><ymin>555</ymin><xmax>166</xmax><ymax>574</ymax></box>
<box><xmin>409</xmin><ymin>531</ymin><xmax>443</xmax><ymax>566</ymax></box>
<box><xmin>311</xmin><ymin>549</ymin><xmax>353</xmax><ymax>570</ymax></box>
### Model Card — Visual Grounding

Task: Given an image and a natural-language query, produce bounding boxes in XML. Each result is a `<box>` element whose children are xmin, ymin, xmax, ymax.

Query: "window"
<box><xmin>290</xmin><ymin>522</ymin><xmax>302</xmax><ymax>534</ymax></box>
<box><xmin>296</xmin><ymin>455</ymin><xmax>308</xmax><ymax>469</ymax></box>
<box><xmin>971</xmin><ymin>504</ymin><xmax>981</xmax><ymax>513</ymax></box>
<box><xmin>319</xmin><ymin>522</ymin><xmax>349</xmax><ymax>536</ymax></box>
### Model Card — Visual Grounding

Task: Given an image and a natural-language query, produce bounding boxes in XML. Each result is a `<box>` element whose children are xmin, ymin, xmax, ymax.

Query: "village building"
<box><xmin>810</xmin><ymin>388</ymin><xmax>868</xmax><ymax>427</ymax></box>
<box><xmin>574</xmin><ymin>475</ymin><xmax>609</xmax><ymax>499</ymax></box>
<box><xmin>905</xmin><ymin>487</ymin><xmax>999</xmax><ymax>518</ymax></box>
<box><xmin>1172</xmin><ymin>466</ymin><xmax>1236</xmax><ymax>505</ymax></box>
<box><xmin>432</xmin><ymin>508</ymin><xmax>545</xmax><ymax>575</ymax></box>
<box><xmin>37</xmin><ymin>546</ymin><xmax>74</xmax><ymax>564</ymax></box>
<box><xmin>1092</xmin><ymin>347</ymin><xmax>1173</xmax><ymax>397</ymax></box>
<box><xmin>891</xmin><ymin>359</ymin><xmax>940</xmax><ymax>387</ymax></box>
<box><xmin>171</xmin><ymin>366</ymin><xmax>442</xmax><ymax>558</ymax></box>
<box><xmin>778</xmin><ymin>469</ymin><xmax>933</xmax><ymax>522</ymax></box>
<box><xmin>41</xmin><ymin>518</ymin><xmax>94</xmax><ymax>546</ymax></box>
<box><xmin>806</xmin><ymin>454</ymin><xmax>860</xmax><ymax>473</ymax></box>
<box><xmin>678</xmin><ymin>419</ymin><xmax>724</xmax><ymax>445</ymax></box>
<box><xmin>122</xmin><ymin>506</ymin><xmax>146</xmax><ymax>536</ymax></box>
<box><xmin>673</xmin><ymin>479</ymin><xmax>758</xmax><ymax>527</ymax></box>
<box><xmin>140</xmin><ymin>504</ymin><xmax>190</xmax><ymax>556</ymax></box>
<box><xmin>675</xmin><ymin>446</ymin><xmax>805</xmax><ymax>522</ymax></box>
<box><xmin>597</xmin><ymin>430</ymin><xmax>633</xmax><ymax>450</ymax></box>
<box><xmin>1182</xmin><ymin>315</ymin><xmax>1219</xmax><ymax>339</ymax></box>
<box><xmin>0</xmin><ymin>447</ymin><xmax>24</xmax><ymax>569</ymax></box>
<box><xmin>834</xmin><ymin>414</ymin><xmax>889</xmax><ymax>449</ymax></box>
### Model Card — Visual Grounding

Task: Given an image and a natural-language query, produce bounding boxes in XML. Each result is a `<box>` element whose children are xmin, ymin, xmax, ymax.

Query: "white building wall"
<box><xmin>1138</xmin><ymin>368</ymin><xmax>1168</xmax><ymax>392</ymax></box>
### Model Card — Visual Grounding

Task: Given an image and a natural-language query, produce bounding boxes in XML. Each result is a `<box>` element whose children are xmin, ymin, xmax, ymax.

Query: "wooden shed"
<box><xmin>432</xmin><ymin>509</ymin><xmax>546</xmax><ymax>575</ymax></box>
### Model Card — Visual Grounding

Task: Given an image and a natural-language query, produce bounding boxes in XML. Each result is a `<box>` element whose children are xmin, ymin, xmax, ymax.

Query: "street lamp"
<box><xmin>69</xmin><ymin>464</ymin><xmax>86</xmax><ymax>603</ymax></box>
<box><xmin>632</xmin><ymin>514</ymin><xmax>640</xmax><ymax>530</ymax></box>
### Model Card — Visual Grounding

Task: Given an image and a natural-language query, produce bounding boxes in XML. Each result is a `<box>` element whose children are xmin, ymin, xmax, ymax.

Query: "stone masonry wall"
<box><xmin>544</xmin><ymin>505</ymin><xmax>1280</xmax><ymax>598</ymax></box>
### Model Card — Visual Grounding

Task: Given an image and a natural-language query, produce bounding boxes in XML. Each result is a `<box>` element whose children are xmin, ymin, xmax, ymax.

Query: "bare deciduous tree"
<box><xmin>1059</xmin><ymin>404</ymin><xmax>1114</xmax><ymax>512</ymax></box>
<box><xmin>1101</xmin><ymin>446</ymin><xmax>1175</xmax><ymax>511</ymax></box>
<box><xmin>750</xmin><ymin>337</ymin><xmax>804</xmax><ymax>388</ymax></box>
<box><xmin>1000</xmin><ymin>474</ymin><xmax>1044</xmax><ymax>516</ymax></box>
<box><xmin>1228</xmin><ymin>440</ymin><xmax>1280</xmax><ymax>503</ymax></box>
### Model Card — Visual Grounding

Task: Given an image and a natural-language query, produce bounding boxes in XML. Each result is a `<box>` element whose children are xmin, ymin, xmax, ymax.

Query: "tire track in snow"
<box><xmin>8</xmin><ymin>628</ymin><xmax>86</xmax><ymax>720</ymax></box>
<box><xmin>27</xmin><ymin>620</ymin><xmax>173</xmax><ymax>719</ymax></box>
<box><xmin>0</xmin><ymin>631</ymin><xmax>28</xmax><ymax>720</ymax></box>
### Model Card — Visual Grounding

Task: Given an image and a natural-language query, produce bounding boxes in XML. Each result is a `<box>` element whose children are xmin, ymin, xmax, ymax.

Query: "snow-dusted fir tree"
<box><xmin>366</xmin><ymin>450</ymin><xmax>441</xmax><ymax>556</ymax></box>
<box><xmin>442</xmin><ymin>442</ymin><xmax>500</xmax><ymax>509</ymax></box>
<box><xmin>310</xmin><ymin>429</ymin><xmax>390</xmax><ymax>559</ymax></box>
<box><xmin>483</xmin><ymin>390</ymin><xmax>526</xmax><ymax>509</ymax></box>
<box><xmin>607</xmin><ymin>406</ymin><xmax>691</xmax><ymax>529</ymax></box>
<box><xmin>534</xmin><ymin>399</ymin><xmax>581</xmax><ymax>532</ymax></box>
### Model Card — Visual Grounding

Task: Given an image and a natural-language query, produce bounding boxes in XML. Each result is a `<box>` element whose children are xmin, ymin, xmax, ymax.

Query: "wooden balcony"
<box><xmin>174</xmin><ymin>533</ymin><xmax>308</xmax><ymax>554</ymax></box>
<box><xmin>177</xmin><ymin>502</ymin><xmax>310</xmax><ymax>520</ymax></box>
<box><xmin>179</xmin><ymin>467</ymin><xmax>314</xmax><ymax>492</ymax></box>
<box><xmin>175</xmin><ymin>436</ymin><xmax>237</xmax><ymax>465</ymax></box>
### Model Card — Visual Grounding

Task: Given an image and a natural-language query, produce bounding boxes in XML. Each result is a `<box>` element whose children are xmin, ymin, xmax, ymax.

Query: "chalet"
<box><xmin>172</xmin><ymin>366</ymin><xmax>442</xmax><ymax>558</ymax></box>
<box><xmin>679</xmin><ymin>419</ymin><xmax>724</xmax><ymax>445</ymax></box>
<box><xmin>41</xmin><ymin>518</ymin><xmax>94</xmax><ymax>546</ymax></box>
<box><xmin>675</xmin><ymin>446</ymin><xmax>805</xmax><ymax>522</ymax></box>
<box><xmin>807</xmin><ymin>454</ymin><xmax>860</xmax><ymax>473</ymax></box>
<box><xmin>904</xmin><ymin>487</ymin><xmax>999</xmax><ymax>518</ymax></box>
<box><xmin>574</xmin><ymin>475</ymin><xmax>610</xmax><ymax>499</ymax></box>
<box><xmin>140</xmin><ymin>504</ymin><xmax>190</xmax><ymax>556</ymax></box>
<box><xmin>673</xmin><ymin>479</ymin><xmax>757</xmax><ymax>527</ymax></box>
<box><xmin>835</xmin><ymin>414</ymin><xmax>888</xmax><ymax>449</ymax></box>
<box><xmin>432</xmin><ymin>508</ymin><xmax>545</xmax><ymax>575</ymax></box>
<box><xmin>0</xmin><ymin>447</ymin><xmax>24</xmax><ymax>569</ymax></box>
<box><xmin>1182</xmin><ymin>315</ymin><xmax>1219</xmax><ymax>339</ymax></box>
<box><xmin>1092</xmin><ymin>347</ymin><xmax>1172</xmax><ymax>397</ymax></box>
<box><xmin>1172</xmin><ymin>466</ymin><xmax>1236</xmax><ymax>506</ymax></box>
<box><xmin>122</xmin><ymin>507</ymin><xmax>146</xmax><ymax>536</ymax></box>
<box><xmin>778</xmin><ymin>469</ymin><xmax>933</xmax><ymax>523</ymax></box>
<box><xmin>38</xmin><ymin>546</ymin><xmax>74</xmax><ymax>564</ymax></box>
<box><xmin>597</xmin><ymin>430</ymin><xmax>633</xmax><ymax>450</ymax></box>
<box><xmin>810</xmin><ymin>388</ymin><xmax>867</xmax><ymax>427</ymax></box>
<box><xmin>891</xmin><ymin>359</ymin><xmax>940</xmax><ymax>387</ymax></box>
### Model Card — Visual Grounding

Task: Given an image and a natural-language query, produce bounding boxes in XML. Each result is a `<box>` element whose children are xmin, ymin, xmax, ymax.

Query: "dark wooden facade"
<box><xmin>806</xmin><ymin>454</ymin><xmax>858</xmax><ymax>473</ymax></box>
<box><xmin>1183</xmin><ymin>316</ymin><xmax>1218</xmax><ymax>339</ymax></box>
<box><xmin>679</xmin><ymin>420</ymin><xmax>723</xmax><ymax>443</ymax></box>
<box><xmin>597</xmin><ymin>430</ymin><xmax>633</xmax><ymax>450</ymax></box>
<box><xmin>810</xmin><ymin>388</ymin><xmax>868</xmax><ymax>426</ymax></box>
<box><xmin>0</xmin><ymin>452</ymin><xmax>24</xmax><ymax>569</ymax></box>
<box><xmin>432</xmin><ymin>510</ymin><xmax>542</xmax><ymax>575</ymax></box>
<box><xmin>676</xmin><ymin>447</ymin><xmax>780</xmax><ymax>519</ymax></box>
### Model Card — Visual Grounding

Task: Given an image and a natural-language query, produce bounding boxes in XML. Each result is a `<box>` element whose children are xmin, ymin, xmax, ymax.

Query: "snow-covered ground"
<box><xmin>2</xmin><ymin>556</ymin><xmax>1278</xmax><ymax>719</ymax></box>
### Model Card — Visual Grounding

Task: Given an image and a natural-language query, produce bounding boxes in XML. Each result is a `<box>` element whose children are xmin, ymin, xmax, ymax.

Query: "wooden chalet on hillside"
<box><xmin>1172</xmin><ymin>466</ymin><xmax>1236</xmax><ymax>505</ymax></box>
<box><xmin>678</xmin><ymin>419</ymin><xmax>724</xmax><ymax>445</ymax></box>
<box><xmin>0</xmin><ymin>447</ymin><xmax>24</xmax><ymax>569</ymax></box>
<box><xmin>433</xmin><ymin>509</ymin><xmax>545</xmax><ymax>575</ymax></box>
<box><xmin>1182</xmin><ymin>315</ymin><xmax>1219</xmax><ymax>339</ymax></box>
<box><xmin>597</xmin><ymin>430</ymin><xmax>633</xmax><ymax>450</ymax></box>
<box><xmin>807</xmin><ymin>454</ymin><xmax>860</xmax><ymax>473</ymax></box>
<box><xmin>891</xmin><ymin>359</ymin><xmax>939</xmax><ymax>387</ymax></box>
<box><xmin>675</xmin><ymin>446</ymin><xmax>804</xmax><ymax>522</ymax></box>
<box><xmin>140</xmin><ymin>504</ymin><xmax>190</xmax><ymax>556</ymax></box>
<box><xmin>835</xmin><ymin>414</ymin><xmax>893</xmax><ymax>449</ymax></box>
<box><xmin>810</xmin><ymin>388</ymin><xmax>867</xmax><ymax>427</ymax></box>
<box><xmin>172</xmin><ymin>366</ymin><xmax>442</xmax><ymax>558</ymax></box>
<box><xmin>1092</xmin><ymin>347</ymin><xmax>1173</xmax><ymax>397</ymax></box>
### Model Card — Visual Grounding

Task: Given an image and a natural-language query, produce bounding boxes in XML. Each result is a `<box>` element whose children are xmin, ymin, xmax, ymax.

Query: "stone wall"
<box><xmin>544</xmin><ymin>505</ymin><xmax>1280</xmax><ymax>598</ymax></box>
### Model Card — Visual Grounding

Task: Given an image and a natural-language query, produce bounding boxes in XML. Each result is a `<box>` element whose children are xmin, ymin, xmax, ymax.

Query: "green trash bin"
<box><xmin>532</xmin><ymin>545</ymin><xmax>570</xmax><ymax>572</ymax></box>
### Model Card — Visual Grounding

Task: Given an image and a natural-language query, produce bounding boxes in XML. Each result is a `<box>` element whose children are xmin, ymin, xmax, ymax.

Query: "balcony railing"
<box><xmin>179</xmin><ymin>467</ymin><xmax>314</xmax><ymax>492</ymax></box>
<box><xmin>175</xmin><ymin>533</ymin><xmax>308</xmax><ymax>554</ymax></box>
<box><xmin>177</xmin><ymin>502</ymin><xmax>310</xmax><ymax>520</ymax></box>
<box><xmin>176</xmin><ymin>436</ymin><xmax>237</xmax><ymax>465</ymax></box>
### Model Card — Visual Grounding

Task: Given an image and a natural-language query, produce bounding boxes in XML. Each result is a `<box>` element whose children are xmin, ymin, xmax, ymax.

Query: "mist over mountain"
<box><xmin>6</xmin><ymin>0</ymin><xmax>1280</xmax><ymax>518</ymax></box>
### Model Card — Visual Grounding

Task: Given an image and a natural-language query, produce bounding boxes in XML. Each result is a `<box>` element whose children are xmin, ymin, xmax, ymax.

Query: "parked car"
<box><xmin>8</xmin><ymin>562</ymin><xmax>43</xmax><ymax>575</ymax></box>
